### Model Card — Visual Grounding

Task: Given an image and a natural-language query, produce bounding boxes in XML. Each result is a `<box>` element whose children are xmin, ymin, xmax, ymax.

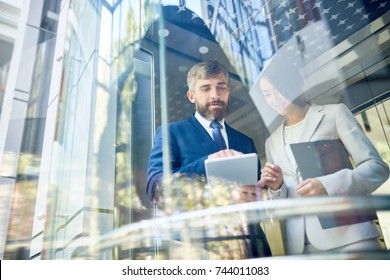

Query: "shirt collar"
<box><xmin>194</xmin><ymin>111</ymin><xmax>225</xmax><ymax>129</ymax></box>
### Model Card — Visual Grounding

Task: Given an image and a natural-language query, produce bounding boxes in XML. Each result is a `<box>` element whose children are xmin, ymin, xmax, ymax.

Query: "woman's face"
<box><xmin>259</xmin><ymin>78</ymin><xmax>293</xmax><ymax>116</ymax></box>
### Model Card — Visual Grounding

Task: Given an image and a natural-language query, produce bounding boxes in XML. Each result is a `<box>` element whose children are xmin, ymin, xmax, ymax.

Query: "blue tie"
<box><xmin>210</xmin><ymin>120</ymin><xmax>227</xmax><ymax>150</ymax></box>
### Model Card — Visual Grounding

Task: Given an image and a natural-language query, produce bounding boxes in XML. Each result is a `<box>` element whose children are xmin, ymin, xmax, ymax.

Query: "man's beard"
<box><xmin>196</xmin><ymin>100</ymin><xmax>229</xmax><ymax>121</ymax></box>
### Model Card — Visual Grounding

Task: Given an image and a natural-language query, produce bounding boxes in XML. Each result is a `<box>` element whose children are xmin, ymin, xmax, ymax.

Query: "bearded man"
<box><xmin>146</xmin><ymin>60</ymin><xmax>270</xmax><ymax>258</ymax></box>
<box><xmin>146</xmin><ymin>60</ymin><xmax>265</xmax><ymax>199</ymax></box>
<box><xmin>147</xmin><ymin>60</ymin><xmax>262</xmax><ymax>202</ymax></box>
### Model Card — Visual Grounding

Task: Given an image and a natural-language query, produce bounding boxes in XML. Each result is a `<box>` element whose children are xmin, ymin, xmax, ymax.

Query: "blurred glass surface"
<box><xmin>71</xmin><ymin>194</ymin><xmax>390</xmax><ymax>260</ymax></box>
<box><xmin>0</xmin><ymin>0</ymin><xmax>389</xmax><ymax>260</ymax></box>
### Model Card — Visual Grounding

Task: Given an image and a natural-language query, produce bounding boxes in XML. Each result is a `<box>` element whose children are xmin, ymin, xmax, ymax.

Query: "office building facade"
<box><xmin>0</xmin><ymin>0</ymin><xmax>389</xmax><ymax>259</ymax></box>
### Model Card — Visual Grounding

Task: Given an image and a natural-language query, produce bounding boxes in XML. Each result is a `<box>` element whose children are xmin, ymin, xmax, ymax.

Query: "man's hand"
<box><xmin>208</xmin><ymin>149</ymin><xmax>243</xmax><ymax>159</ymax></box>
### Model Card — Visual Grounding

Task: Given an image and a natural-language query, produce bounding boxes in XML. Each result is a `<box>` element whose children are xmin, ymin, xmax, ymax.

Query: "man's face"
<box><xmin>187</xmin><ymin>73</ymin><xmax>230</xmax><ymax>121</ymax></box>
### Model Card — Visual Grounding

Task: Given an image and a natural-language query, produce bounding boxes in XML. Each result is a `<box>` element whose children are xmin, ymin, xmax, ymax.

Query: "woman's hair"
<box><xmin>260</xmin><ymin>53</ymin><xmax>306</xmax><ymax>106</ymax></box>
<box><xmin>187</xmin><ymin>61</ymin><xmax>229</xmax><ymax>91</ymax></box>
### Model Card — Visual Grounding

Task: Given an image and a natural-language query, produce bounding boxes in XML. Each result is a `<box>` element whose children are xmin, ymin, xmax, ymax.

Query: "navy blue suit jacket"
<box><xmin>146</xmin><ymin>114</ymin><xmax>260</xmax><ymax>201</ymax></box>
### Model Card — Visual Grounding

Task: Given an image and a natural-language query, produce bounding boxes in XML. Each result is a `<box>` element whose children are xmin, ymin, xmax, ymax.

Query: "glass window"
<box><xmin>1</xmin><ymin>0</ymin><xmax>389</xmax><ymax>260</ymax></box>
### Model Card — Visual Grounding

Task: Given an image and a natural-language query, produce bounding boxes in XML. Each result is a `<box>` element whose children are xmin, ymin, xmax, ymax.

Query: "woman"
<box><xmin>257</xmin><ymin>70</ymin><xmax>389</xmax><ymax>255</ymax></box>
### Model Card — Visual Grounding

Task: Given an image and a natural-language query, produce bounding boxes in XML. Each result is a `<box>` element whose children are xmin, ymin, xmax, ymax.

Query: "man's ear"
<box><xmin>187</xmin><ymin>90</ymin><xmax>195</xmax><ymax>103</ymax></box>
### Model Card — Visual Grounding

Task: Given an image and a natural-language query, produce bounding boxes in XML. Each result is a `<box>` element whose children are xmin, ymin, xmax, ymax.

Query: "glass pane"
<box><xmin>1</xmin><ymin>0</ymin><xmax>389</xmax><ymax>260</ymax></box>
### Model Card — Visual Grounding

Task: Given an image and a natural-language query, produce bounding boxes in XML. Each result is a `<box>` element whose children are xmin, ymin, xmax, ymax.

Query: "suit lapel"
<box><xmin>225</xmin><ymin>123</ymin><xmax>235</xmax><ymax>149</ymax></box>
<box><xmin>188</xmin><ymin>115</ymin><xmax>218</xmax><ymax>148</ymax></box>
<box><xmin>299</xmin><ymin>104</ymin><xmax>324</xmax><ymax>142</ymax></box>
<box><xmin>273</xmin><ymin>125</ymin><xmax>297</xmax><ymax>175</ymax></box>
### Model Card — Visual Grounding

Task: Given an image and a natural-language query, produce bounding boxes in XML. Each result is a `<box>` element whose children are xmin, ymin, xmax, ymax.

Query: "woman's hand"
<box><xmin>258</xmin><ymin>162</ymin><xmax>283</xmax><ymax>190</ymax></box>
<box><xmin>296</xmin><ymin>178</ymin><xmax>328</xmax><ymax>196</ymax></box>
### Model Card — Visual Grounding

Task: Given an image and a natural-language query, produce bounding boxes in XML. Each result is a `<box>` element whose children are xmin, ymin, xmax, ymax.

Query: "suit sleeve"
<box><xmin>146</xmin><ymin>127</ymin><xmax>164</xmax><ymax>202</ymax></box>
<box><xmin>146</xmin><ymin>126</ymin><xmax>208</xmax><ymax>202</ymax></box>
<box><xmin>168</xmin><ymin>129</ymin><xmax>208</xmax><ymax>175</ymax></box>
<box><xmin>318</xmin><ymin>104</ymin><xmax>389</xmax><ymax>196</ymax></box>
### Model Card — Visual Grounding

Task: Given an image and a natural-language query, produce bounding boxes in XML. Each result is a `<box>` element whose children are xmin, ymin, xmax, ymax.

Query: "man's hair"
<box><xmin>187</xmin><ymin>61</ymin><xmax>229</xmax><ymax>91</ymax></box>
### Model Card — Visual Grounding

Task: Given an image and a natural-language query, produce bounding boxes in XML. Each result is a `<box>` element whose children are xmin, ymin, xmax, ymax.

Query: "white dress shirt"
<box><xmin>194</xmin><ymin>111</ymin><xmax>229</xmax><ymax>149</ymax></box>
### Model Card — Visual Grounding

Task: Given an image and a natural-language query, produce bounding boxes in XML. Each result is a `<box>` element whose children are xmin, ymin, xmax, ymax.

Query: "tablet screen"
<box><xmin>205</xmin><ymin>153</ymin><xmax>258</xmax><ymax>186</ymax></box>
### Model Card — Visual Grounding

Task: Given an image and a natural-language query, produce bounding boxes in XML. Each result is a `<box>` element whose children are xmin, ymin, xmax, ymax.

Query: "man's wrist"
<box><xmin>152</xmin><ymin>180</ymin><xmax>164</xmax><ymax>205</ymax></box>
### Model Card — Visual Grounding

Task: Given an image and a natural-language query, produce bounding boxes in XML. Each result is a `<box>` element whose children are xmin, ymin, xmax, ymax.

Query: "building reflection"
<box><xmin>0</xmin><ymin>0</ymin><xmax>389</xmax><ymax>260</ymax></box>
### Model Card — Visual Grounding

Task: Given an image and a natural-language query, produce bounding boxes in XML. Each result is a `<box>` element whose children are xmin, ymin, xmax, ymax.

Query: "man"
<box><xmin>146</xmin><ymin>60</ymin><xmax>271</xmax><ymax>257</ymax></box>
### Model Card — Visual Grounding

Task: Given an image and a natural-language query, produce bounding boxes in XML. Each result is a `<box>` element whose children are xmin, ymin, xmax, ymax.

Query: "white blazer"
<box><xmin>265</xmin><ymin>103</ymin><xmax>389</xmax><ymax>254</ymax></box>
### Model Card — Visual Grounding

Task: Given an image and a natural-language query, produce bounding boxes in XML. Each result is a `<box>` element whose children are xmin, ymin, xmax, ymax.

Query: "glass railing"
<box><xmin>70</xmin><ymin>195</ymin><xmax>390</xmax><ymax>260</ymax></box>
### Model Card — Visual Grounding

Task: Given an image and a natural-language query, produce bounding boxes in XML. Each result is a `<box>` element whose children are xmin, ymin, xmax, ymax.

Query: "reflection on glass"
<box><xmin>254</xmin><ymin>47</ymin><xmax>389</xmax><ymax>255</ymax></box>
<box><xmin>0</xmin><ymin>0</ymin><xmax>389</xmax><ymax>260</ymax></box>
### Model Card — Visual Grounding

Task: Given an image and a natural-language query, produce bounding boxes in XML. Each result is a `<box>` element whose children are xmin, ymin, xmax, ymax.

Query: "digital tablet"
<box><xmin>204</xmin><ymin>153</ymin><xmax>259</xmax><ymax>186</ymax></box>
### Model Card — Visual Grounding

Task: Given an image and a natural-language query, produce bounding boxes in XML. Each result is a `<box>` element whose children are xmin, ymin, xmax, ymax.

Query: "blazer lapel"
<box><xmin>299</xmin><ymin>104</ymin><xmax>324</xmax><ymax>142</ymax></box>
<box><xmin>272</xmin><ymin>125</ymin><xmax>297</xmax><ymax>175</ymax></box>
<box><xmin>225</xmin><ymin>123</ymin><xmax>236</xmax><ymax>149</ymax></box>
<box><xmin>188</xmin><ymin>115</ymin><xmax>217</xmax><ymax>147</ymax></box>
